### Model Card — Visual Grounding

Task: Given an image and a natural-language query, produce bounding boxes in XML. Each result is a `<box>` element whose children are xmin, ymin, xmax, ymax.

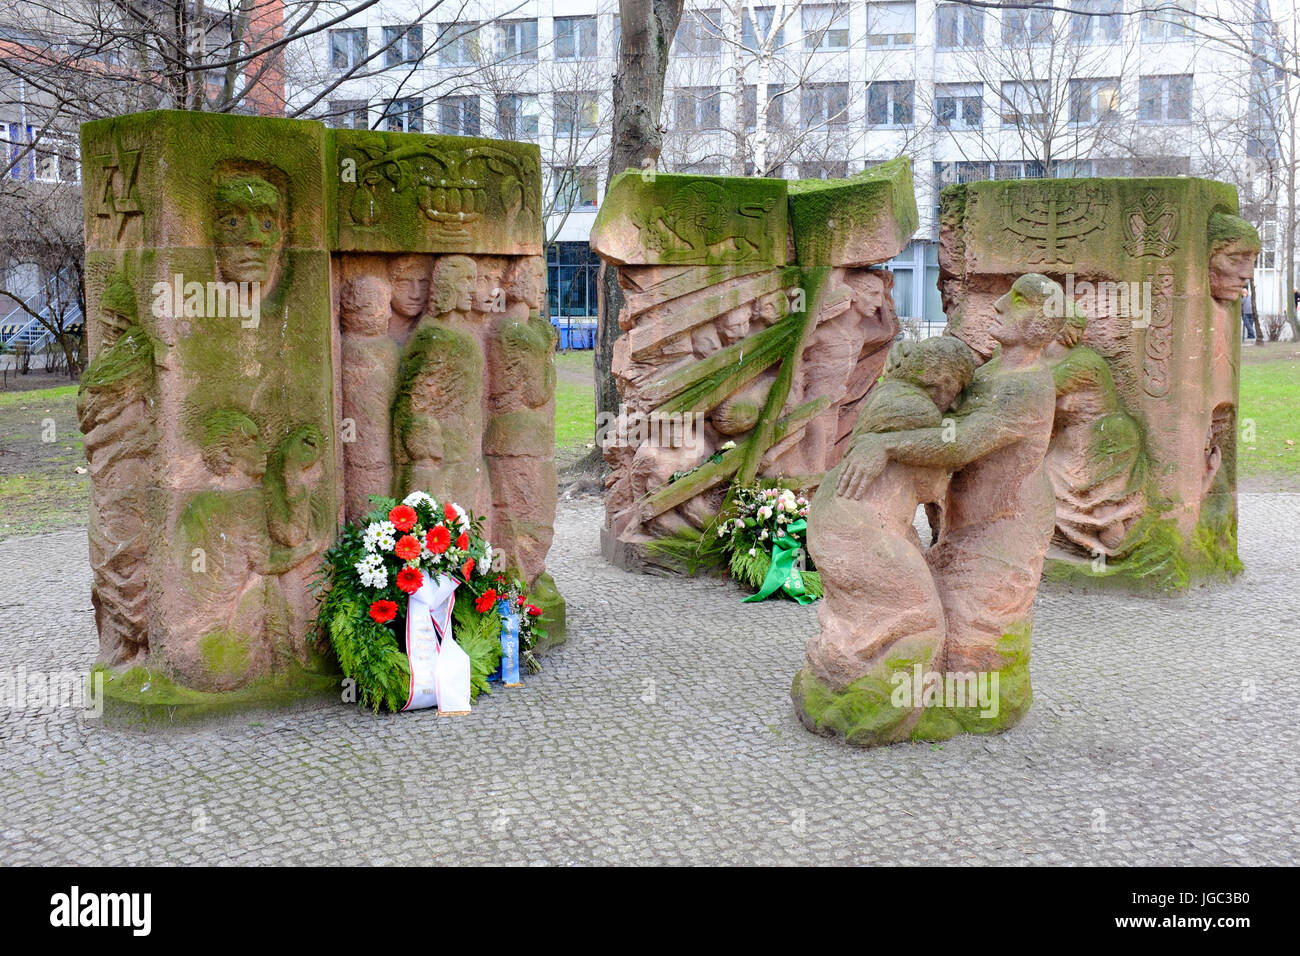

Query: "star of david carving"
<box><xmin>94</xmin><ymin>139</ymin><xmax>142</xmax><ymax>241</ymax></box>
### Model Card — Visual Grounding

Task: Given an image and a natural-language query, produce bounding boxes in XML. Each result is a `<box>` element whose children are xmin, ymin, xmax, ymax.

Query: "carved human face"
<box><xmin>340</xmin><ymin>276</ymin><xmax>391</xmax><ymax>335</ymax></box>
<box><xmin>475</xmin><ymin>260</ymin><xmax>506</xmax><ymax>312</ymax></box>
<box><xmin>992</xmin><ymin>276</ymin><xmax>1061</xmax><ymax>349</ymax></box>
<box><xmin>506</xmin><ymin>259</ymin><xmax>545</xmax><ymax>310</ymax></box>
<box><xmin>431</xmin><ymin>256</ymin><xmax>477</xmax><ymax>314</ymax></box>
<box><xmin>922</xmin><ymin>366</ymin><xmax>967</xmax><ymax>412</ymax></box>
<box><xmin>389</xmin><ymin>257</ymin><xmax>431</xmax><ymax>320</ymax></box>
<box><xmin>1209</xmin><ymin>241</ymin><xmax>1258</xmax><ymax>302</ymax></box>
<box><xmin>717</xmin><ymin>306</ymin><xmax>750</xmax><ymax>346</ymax></box>
<box><xmin>213</xmin><ymin>177</ymin><xmax>284</xmax><ymax>286</ymax></box>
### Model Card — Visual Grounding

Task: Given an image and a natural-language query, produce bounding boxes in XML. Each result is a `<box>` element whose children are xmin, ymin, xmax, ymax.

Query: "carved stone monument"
<box><xmin>937</xmin><ymin>177</ymin><xmax>1258</xmax><ymax>590</ymax></box>
<box><xmin>590</xmin><ymin>159</ymin><xmax>918</xmax><ymax>569</ymax></box>
<box><xmin>793</xmin><ymin>275</ymin><xmax>1072</xmax><ymax>746</ymax></box>
<box><xmin>79</xmin><ymin>111</ymin><xmax>561</xmax><ymax>720</ymax></box>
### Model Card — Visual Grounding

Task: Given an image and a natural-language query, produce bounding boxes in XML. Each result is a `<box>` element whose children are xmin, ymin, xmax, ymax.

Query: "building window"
<box><xmin>548</xmin><ymin>242</ymin><xmax>603</xmax><ymax>321</ymax></box>
<box><xmin>1139</xmin><ymin>75</ymin><xmax>1192</xmax><ymax>121</ymax></box>
<box><xmin>555</xmin><ymin>16</ymin><xmax>597</xmax><ymax>59</ymax></box>
<box><xmin>1068</xmin><ymin>77</ymin><xmax>1120</xmax><ymax>123</ymax></box>
<box><xmin>867</xmin><ymin>2</ymin><xmax>915</xmax><ymax>47</ymax></box>
<box><xmin>743</xmin><ymin>7</ymin><xmax>785</xmax><ymax>50</ymax></box>
<box><xmin>496</xmin><ymin>95</ymin><xmax>539</xmax><ymax>139</ymax></box>
<box><xmin>437</xmin><ymin>22</ymin><xmax>479</xmax><ymax>65</ymax></box>
<box><xmin>803</xmin><ymin>5</ymin><xmax>849</xmax><ymax>51</ymax></box>
<box><xmin>936</xmin><ymin>4</ymin><xmax>983</xmax><ymax>49</ymax></box>
<box><xmin>555</xmin><ymin>92</ymin><xmax>600</xmax><ymax>136</ymax></box>
<box><xmin>675</xmin><ymin>87</ymin><xmax>723</xmax><ymax>131</ymax></box>
<box><xmin>329</xmin><ymin>28</ymin><xmax>367</xmax><ymax>71</ymax></box>
<box><xmin>383</xmin><ymin>98</ymin><xmax>423</xmax><ymax>133</ymax></box>
<box><xmin>803</xmin><ymin>82</ymin><xmax>850</xmax><ymax>126</ymax></box>
<box><xmin>382</xmin><ymin>24</ymin><xmax>423</xmax><ymax>67</ymax></box>
<box><xmin>1002</xmin><ymin>5</ymin><xmax>1053</xmax><ymax>46</ymax></box>
<box><xmin>935</xmin><ymin>83</ymin><xmax>982</xmax><ymax>129</ymax></box>
<box><xmin>677</xmin><ymin>9</ymin><xmax>722</xmax><ymax>55</ymax></box>
<box><xmin>1069</xmin><ymin>0</ymin><xmax>1122</xmax><ymax>44</ymax></box>
<box><xmin>438</xmin><ymin>96</ymin><xmax>480</xmax><ymax>136</ymax></box>
<box><xmin>554</xmin><ymin>167</ymin><xmax>599</xmax><ymax>209</ymax></box>
<box><xmin>1141</xmin><ymin>0</ymin><xmax>1193</xmax><ymax>41</ymax></box>
<box><xmin>799</xmin><ymin>161</ymin><xmax>848</xmax><ymax>179</ymax></box>
<box><xmin>328</xmin><ymin>99</ymin><xmax>369</xmax><ymax>130</ymax></box>
<box><xmin>744</xmin><ymin>86</ymin><xmax>786</xmax><ymax>130</ymax></box>
<box><xmin>497</xmin><ymin>19</ymin><xmax>538</xmax><ymax>60</ymax></box>
<box><xmin>1000</xmin><ymin>80</ymin><xmax>1049</xmax><ymax>125</ymax></box>
<box><xmin>867</xmin><ymin>80</ymin><xmax>913</xmax><ymax>126</ymax></box>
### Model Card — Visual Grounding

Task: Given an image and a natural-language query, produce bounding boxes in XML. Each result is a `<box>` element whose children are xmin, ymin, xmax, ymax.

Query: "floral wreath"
<box><xmin>313</xmin><ymin>492</ymin><xmax>545</xmax><ymax>712</ymax></box>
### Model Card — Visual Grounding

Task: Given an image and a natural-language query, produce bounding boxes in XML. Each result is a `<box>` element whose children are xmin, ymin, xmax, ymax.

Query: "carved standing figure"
<box><xmin>1043</xmin><ymin>305</ymin><xmax>1147</xmax><ymax>557</ymax></box>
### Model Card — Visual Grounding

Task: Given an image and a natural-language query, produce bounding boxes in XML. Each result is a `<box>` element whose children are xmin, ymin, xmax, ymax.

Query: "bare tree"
<box><xmin>476</xmin><ymin>20</ymin><xmax>615</xmax><ymax>246</ymax></box>
<box><xmin>596</xmin><ymin>0</ymin><xmax>684</xmax><ymax>427</ymax></box>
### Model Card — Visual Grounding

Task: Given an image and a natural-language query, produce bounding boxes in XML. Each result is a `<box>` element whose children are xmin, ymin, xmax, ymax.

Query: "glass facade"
<box><xmin>547</xmin><ymin>242</ymin><xmax>602</xmax><ymax>348</ymax></box>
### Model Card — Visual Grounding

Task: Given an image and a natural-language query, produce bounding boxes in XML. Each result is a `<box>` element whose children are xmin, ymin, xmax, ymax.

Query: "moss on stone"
<box><xmin>199</xmin><ymin>628</ymin><xmax>252</xmax><ymax>680</ymax></box>
<box><xmin>792</xmin><ymin>625</ymin><xmax>1033</xmax><ymax>747</ymax></box>
<box><xmin>525</xmin><ymin>571</ymin><xmax>566</xmax><ymax>650</ymax></box>
<box><xmin>787</xmin><ymin>157</ymin><xmax>918</xmax><ymax>266</ymax></box>
<box><xmin>92</xmin><ymin>658</ymin><xmax>341</xmax><ymax>730</ymax></box>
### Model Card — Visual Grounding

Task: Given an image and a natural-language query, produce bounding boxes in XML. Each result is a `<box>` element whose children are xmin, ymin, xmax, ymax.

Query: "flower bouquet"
<box><xmin>713</xmin><ymin>482</ymin><xmax>822</xmax><ymax>604</ymax></box>
<box><xmin>313</xmin><ymin>491</ymin><xmax>545</xmax><ymax>712</ymax></box>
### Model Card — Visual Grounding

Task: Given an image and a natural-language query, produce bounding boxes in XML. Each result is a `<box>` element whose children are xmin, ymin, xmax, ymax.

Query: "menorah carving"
<box><xmin>1000</xmin><ymin>184</ymin><xmax>1108</xmax><ymax>265</ymax></box>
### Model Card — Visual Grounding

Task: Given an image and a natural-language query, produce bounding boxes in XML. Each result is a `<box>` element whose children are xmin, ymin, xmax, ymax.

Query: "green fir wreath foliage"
<box><xmin>312</xmin><ymin>493</ymin><xmax>544</xmax><ymax>712</ymax></box>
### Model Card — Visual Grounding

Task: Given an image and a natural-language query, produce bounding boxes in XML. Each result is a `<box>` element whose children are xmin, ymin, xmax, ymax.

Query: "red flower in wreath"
<box><xmin>461</xmin><ymin>558</ymin><xmax>475</xmax><ymax>579</ymax></box>
<box><xmin>526</xmin><ymin>604</ymin><xmax>542</xmax><ymax>617</ymax></box>
<box><xmin>426</xmin><ymin>525</ymin><xmax>451</xmax><ymax>554</ymax></box>
<box><xmin>389</xmin><ymin>504</ymin><xmax>417</xmax><ymax>532</ymax></box>
<box><xmin>444</xmin><ymin>503</ymin><xmax>459</xmax><ymax>524</ymax></box>
<box><xmin>394</xmin><ymin>533</ymin><xmax>421</xmax><ymax>561</ymax></box>
<box><xmin>455</xmin><ymin>531</ymin><xmax>469</xmax><ymax>551</ymax></box>
<box><xmin>369</xmin><ymin>600</ymin><xmax>398</xmax><ymax>624</ymax></box>
<box><xmin>396</xmin><ymin>567</ymin><xmax>423</xmax><ymax>594</ymax></box>
<box><xmin>474</xmin><ymin>588</ymin><xmax>498</xmax><ymax>613</ymax></box>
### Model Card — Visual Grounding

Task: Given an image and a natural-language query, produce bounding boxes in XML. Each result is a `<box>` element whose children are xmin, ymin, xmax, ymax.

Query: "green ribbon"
<box><xmin>742</xmin><ymin>519</ymin><xmax>815</xmax><ymax>605</ymax></box>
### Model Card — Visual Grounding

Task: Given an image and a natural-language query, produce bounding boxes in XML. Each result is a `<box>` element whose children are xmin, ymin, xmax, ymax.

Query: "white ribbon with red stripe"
<box><xmin>402</xmin><ymin>571</ymin><xmax>471</xmax><ymax>714</ymax></box>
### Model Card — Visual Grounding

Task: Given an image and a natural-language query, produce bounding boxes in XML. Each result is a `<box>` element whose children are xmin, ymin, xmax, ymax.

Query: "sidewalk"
<box><xmin>1</xmin><ymin>495</ymin><xmax>1297</xmax><ymax>865</ymax></box>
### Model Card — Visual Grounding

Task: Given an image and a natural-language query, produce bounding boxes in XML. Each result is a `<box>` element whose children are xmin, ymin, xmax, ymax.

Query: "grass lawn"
<box><xmin>1238</xmin><ymin>346</ymin><xmax>1300</xmax><ymax>490</ymax></box>
<box><xmin>554</xmin><ymin>350</ymin><xmax>597</xmax><ymax>468</ymax></box>
<box><xmin>0</xmin><ymin>383</ymin><xmax>89</xmax><ymax>538</ymax></box>
<box><xmin>0</xmin><ymin>345</ymin><xmax>1293</xmax><ymax>540</ymax></box>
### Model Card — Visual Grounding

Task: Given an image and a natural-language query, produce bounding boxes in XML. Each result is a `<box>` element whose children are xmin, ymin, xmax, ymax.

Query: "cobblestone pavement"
<box><xmin>2</xmin><ymin>495</ymin><xmax>1298</xmax><ymax>866</ymax></box>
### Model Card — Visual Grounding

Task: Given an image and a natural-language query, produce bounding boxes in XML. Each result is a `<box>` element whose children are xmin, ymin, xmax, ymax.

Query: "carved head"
<box><xmin>474</xmin><ymin>257</ymin><xmax>508</xmax><ymax>312</ymax></box>
<box><xmin>388</xmin><ymin>255</ymin><xmax>431</xmax><ymax>320</ymax></box>
<box><xmin>993</xmin><ymin>274</ymin><xmax>1069</xmax><ymax>350</ymax></box>
<box><xmin>1207</xmin><ymin>214</ymin><xmax>1260</xmax><ymax>303</ymax></box>
<box><xmin>752</xmin><ymin>291</ymin><xmax>787</xmax><ymax>328</ymax></box>
<box><xmin>430</xmin><ymin>255</ymin><xmax>477</xmax><ymax>314</ymax></box>
<box><xmin>274</xmin><ymin>423</ymin><xmax>324</xmax><ymax>478</ymax></box>
<box><xmin>340</xmin><ymin>274</ymin><xmax>391</xmax><ymax>336</ymax></box>
<box><xmin>100</xmin><ymin>271</ymin><xmax>137</xmax><ymax>342</ymax></box>
<box><xmin>504</xmin><ymin>257</ymin><xmax>545</xmax><ymax>311</ymax></box>
<box><xmin>892</xmin><ymin>335</ymin><xmax>976</xmax><ymax>412</ymax></box>
<box><xmin>716</xmin><ymin>305</ymin><xmax>751</xmax><ymax>346</ymax></box>
<box><xmin>213</xmin><ymin>175</ymin><xmax>285</xmax><ymax>289</ymax></box>
<box><xmin>200</xmin><ymin>409</ymin><xmax>268</xmax><ymax>480</ymax></box>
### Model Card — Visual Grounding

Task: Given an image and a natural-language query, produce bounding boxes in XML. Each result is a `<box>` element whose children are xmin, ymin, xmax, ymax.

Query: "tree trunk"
<box><xmin>596</xmin><ymin>0</ymin><xmax>684</xmax><ymax>433</ymax></box>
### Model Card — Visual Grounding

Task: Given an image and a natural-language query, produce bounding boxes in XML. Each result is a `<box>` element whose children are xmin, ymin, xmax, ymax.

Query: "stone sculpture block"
<box><xmin>794</xmin><ymin>275</ymin><xmax>1072</xmax><ymax>746</ymax></box>
<box><xmin>78</xmin><ymin>111</ymin><xmax>560</xmax><ymax>722</ymax></box>
<box><xmin>590</xmin><ymin>160</ymin><xmax>917</xmax><ymax>570</ymax></box>
<box><xmin>938</xmin><ymin>177</ymin><xmax>1257</xmax><ymax>590</ymax></box>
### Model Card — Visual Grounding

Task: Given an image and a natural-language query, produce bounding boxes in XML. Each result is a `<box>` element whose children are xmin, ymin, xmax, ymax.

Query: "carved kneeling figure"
<box><xmin>794</xmin><ymin>275</ymin><xmax>1071</xmax><ymax>746</ymax></box>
